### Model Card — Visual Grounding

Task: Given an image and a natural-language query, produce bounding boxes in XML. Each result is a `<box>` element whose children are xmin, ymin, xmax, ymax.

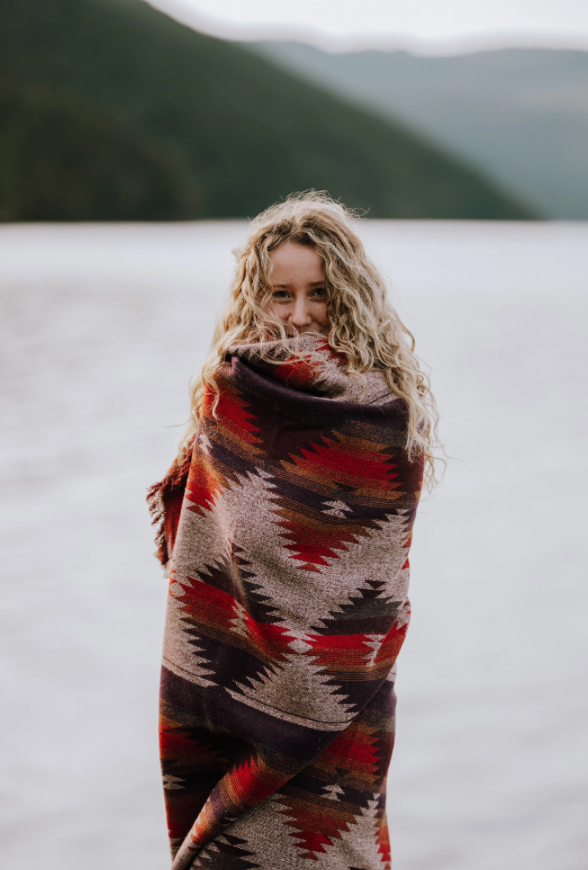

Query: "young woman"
<box><xmin>148</xmin><ymin>192</ymin><xmax>438</xmax><ymax>870</ymax></box>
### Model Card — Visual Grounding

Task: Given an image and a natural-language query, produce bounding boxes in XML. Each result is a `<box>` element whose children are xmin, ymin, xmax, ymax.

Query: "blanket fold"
<box><xmin>149</xmin><ymin>336</ymin><xmax>423</xmax><ymax>870</ymax></box>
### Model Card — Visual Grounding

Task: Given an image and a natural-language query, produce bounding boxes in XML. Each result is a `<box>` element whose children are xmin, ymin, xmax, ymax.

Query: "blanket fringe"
<box><xmin>147</xmin><ymin>452</ymin><xmax>192</xmax><ymax>569</ymax></box>
<box><xmin>147</xmin><ymin>479</ymin><xmax>169</xmax><ymax>567</ymax></box>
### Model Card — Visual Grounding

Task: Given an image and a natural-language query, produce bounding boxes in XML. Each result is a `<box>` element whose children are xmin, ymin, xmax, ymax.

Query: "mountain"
<box><xmin>252</xmin><ymin>42</ymin><xmax>588</xmax><ymax>220</ymax></box>
<box><xmin>0</xmin><ymin>78</ymin><xmax>198</xmax><ymax>221</ymax></box>
<box><xmin>0</xmin><ymin>0</ymin><xmax>535</xmax><ymax>221</ymax></box>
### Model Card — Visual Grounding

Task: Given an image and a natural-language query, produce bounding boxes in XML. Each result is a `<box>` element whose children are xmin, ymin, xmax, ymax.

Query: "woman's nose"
<box><xmin>290</xmin><ymin>295</ymin><xmax>312</xmax><ymax>326</ymax></box>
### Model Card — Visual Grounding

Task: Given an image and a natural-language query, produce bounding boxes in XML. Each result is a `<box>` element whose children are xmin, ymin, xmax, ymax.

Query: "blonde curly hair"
<box><xmin>179</xmin><ymin>191</ymin><xmax>441</xmax><ymax>489</ymax></box>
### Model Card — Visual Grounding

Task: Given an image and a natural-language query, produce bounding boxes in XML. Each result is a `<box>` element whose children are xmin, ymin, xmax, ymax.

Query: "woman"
<box><xmin>148</xmin><ymin>191</ymin><xmax>438</xmax><ymax>869</ymax></box>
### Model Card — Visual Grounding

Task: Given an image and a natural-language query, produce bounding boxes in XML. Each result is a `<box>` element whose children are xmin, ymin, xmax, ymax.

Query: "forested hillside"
<box><xmin>0</xmin><ymin>78</ymin><xmax>198</xmax><ymax>221</ymax></box>
<box><xmin>0</xmin><ymin>0</ymin><xmax>535</xmax><ymax>220</ymax></box>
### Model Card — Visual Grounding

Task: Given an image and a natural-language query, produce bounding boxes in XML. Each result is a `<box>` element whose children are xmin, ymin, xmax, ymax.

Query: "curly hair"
<box><xmin>178</xmin><ymin>191</ymin><xmax>441</xmax><ymax>489</ymax></box>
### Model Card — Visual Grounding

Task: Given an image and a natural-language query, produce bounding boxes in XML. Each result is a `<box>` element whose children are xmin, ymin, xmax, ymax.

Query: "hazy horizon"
<box><xmin>146</xmin><ymin>0</ymin><xmax>588</xmax><ymax>56</ymax></box>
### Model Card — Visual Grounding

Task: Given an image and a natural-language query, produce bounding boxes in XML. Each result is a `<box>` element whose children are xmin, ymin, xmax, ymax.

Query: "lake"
<box><xmin>1</xmin><ymin>220</ymin><xmax>587</xmax><ymax>869</ymax></box>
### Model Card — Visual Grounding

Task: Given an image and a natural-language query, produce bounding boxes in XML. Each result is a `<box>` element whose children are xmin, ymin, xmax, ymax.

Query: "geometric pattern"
<box><xmin>148</xmin><ymin>337</ymin><xmax>423</xmax><ymax>869</ymax></box>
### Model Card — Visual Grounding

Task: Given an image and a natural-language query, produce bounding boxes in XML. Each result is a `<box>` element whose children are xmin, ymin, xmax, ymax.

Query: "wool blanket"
<box><xmin>148</xmin><ymin>336</ymin><xmax>423</xmax><ymax>870</ymax></box>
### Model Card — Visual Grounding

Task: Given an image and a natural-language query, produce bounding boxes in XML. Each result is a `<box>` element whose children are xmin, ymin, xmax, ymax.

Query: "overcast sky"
<box><xmin>149</xmin><ymin>0</ymin><xmax>588</xmax><ymax>52</ymax></box>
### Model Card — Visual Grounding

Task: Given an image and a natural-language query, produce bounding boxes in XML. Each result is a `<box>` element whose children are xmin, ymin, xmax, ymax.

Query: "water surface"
<box><xmin>1</xmin><ymin>221</ymin><xmax>587</xmax><ymax>869</ymax></box>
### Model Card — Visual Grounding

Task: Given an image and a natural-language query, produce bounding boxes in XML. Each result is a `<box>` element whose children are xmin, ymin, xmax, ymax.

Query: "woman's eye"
<box><xmin>272</xmin><ymin>291</ymin><xmax>290</xmax><ymax>300</ymax></box>
<box><xmin>312</xmin><ymin>288</ymin><xmax>326</xmax><ymax>297</ymax></box>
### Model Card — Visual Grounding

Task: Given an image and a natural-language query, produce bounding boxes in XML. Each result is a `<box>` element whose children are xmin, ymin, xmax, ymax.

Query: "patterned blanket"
<box><xmin>148</xmin><ymin>337</ymin><xmax>423</xmax><ymax>870</ymax></box>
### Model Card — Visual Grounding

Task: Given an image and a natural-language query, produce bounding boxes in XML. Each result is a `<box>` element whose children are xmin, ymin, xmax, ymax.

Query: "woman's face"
<box><xmin>268</xmin><ymin>241</ymin><xmax>329</xmax><ymax>335</ymax></box>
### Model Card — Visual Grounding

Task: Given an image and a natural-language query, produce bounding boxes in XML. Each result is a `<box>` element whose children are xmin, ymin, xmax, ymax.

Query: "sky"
<box><xmin>149</xmin><ymin>0</ymin><xmax>588</xmax><ymax>52</ymax></box>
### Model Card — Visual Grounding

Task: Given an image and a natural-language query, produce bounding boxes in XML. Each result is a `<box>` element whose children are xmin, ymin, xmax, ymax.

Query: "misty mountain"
<box><xmin>0</xmin><ymin>0</ymin><xmax>534</xmax><ymax>221</ymax></box>
<box><xmin>253</xmin><ymin>42</ymin><xmax>588</xmax><ymax>219</ymax></box>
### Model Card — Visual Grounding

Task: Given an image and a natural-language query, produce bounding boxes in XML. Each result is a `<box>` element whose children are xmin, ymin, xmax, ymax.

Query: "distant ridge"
<box><xmin>0</xmin><ymin>0</ymin><xmax>536</xmax><ymax>221</ymax></box>
<box><xmin>252</xmin><ymin>41</ymin><xmax>588</xmax><ymax>220</ymax></box>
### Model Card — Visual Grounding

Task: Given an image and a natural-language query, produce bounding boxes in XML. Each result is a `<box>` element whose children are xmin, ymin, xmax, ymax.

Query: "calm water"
<box><xmin>1</xmin><ymin>221</ymin><xmax>587</xmax><ymax>869</ymax></box>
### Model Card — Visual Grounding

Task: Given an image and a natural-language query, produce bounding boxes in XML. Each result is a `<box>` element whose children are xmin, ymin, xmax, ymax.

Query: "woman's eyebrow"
<box><xmin>272</xmin><ymin>281</ymin><xmax>325</xmax><ymax>289</ymax></box>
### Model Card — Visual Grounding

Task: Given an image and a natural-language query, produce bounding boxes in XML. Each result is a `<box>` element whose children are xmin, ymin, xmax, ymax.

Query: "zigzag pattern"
<box><xmin>149</xmin><ymin>338</ymin><xmax>423</xmax><ymax>869</ymax></box>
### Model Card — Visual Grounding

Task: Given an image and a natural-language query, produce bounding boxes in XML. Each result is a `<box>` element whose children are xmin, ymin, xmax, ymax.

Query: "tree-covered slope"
<box><xmin>0</xmin><ymin>78</ymin><xmax>199</xmax><ymax>221</ymax></box>
<box><xmin>0</xmin><ymin>0</ymin><xmax>536</xmax><ymax>220</ymax></box>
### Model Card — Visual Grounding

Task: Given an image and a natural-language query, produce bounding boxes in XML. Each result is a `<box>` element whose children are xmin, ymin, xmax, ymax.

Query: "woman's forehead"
<box><xmin>269</xmin><ymin>241</ymin><xmax>324</xmax><ymax>276</ymax></box>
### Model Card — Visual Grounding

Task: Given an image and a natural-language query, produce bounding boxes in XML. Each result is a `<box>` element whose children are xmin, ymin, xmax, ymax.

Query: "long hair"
<box><xmin>178</xmin><ymin>191</ymin><xmax>441</xmax><ymax>489</ymax></box>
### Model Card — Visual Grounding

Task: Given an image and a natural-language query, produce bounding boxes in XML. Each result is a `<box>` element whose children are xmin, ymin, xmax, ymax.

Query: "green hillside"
<box><xmin>0</xmin><ymin>0</ymin><xmax>536</xmax><ymax>220</ymax></box>
<box><xmin>0</xmin><ymin>78</ymin><xmax>199</xmax><ymax>221</ymax></box>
